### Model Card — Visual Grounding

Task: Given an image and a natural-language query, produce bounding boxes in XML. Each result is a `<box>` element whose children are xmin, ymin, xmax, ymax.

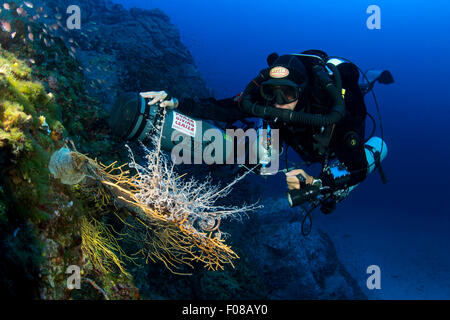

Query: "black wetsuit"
<box><xmin>177</xmin><ymin>67</ymin><xmax>368</xmax><ymax>189</ymax></box>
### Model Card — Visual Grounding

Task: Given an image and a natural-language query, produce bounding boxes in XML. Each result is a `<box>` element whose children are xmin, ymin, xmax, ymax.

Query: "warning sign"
<box><xmin>172</xmin><ymin>111</ymin><xmax>196</xmax><ymax>137</ymax></box>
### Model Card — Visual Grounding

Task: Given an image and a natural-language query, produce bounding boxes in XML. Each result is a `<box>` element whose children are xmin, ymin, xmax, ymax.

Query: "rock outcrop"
<box><xmin>40</xmin><ymin>0</ymin><xmax>212</xmax><ymax>108</ymax></box>
<box><xmin>228</xmin><ymin>197</ymin><xmax>366</xmax><ymax>299</ymax></box>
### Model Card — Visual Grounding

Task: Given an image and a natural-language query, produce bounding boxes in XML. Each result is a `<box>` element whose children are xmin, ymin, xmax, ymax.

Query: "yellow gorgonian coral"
<box><xmin>80</xmin><ymin>216</ymin><xmax>133</xmax><ymax>278</ymax></box>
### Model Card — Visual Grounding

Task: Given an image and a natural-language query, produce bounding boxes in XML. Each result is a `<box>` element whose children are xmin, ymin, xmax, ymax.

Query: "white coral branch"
<box><xmin>126</xmin><ymin>111</ymin><xmax>261</xmax><ymax>233</ymax></box>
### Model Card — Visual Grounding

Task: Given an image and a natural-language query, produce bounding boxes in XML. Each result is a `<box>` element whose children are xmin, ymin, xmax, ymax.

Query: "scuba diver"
<box><xmin>110</xmin><ymin>50</ymin><xmax>393</xmax><ymax>232</ymax></box>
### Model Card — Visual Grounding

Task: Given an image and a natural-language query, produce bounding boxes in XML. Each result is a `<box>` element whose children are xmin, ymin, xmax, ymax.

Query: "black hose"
<box><xmin>326</xmin><ymin>62</ymin><xmax>342</xmax><ymax>94</ymax></box>
<box><xmin>301</xmin><ymin>209</ymin><xmax>313</xmax><ymax>236</ymax></box>
<box><xmin>365</xmin><ymin>112</ymin><xmax>377</xmax><ymax>142</ymax></box>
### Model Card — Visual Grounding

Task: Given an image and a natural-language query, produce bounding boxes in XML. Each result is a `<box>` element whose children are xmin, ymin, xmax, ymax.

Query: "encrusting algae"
<box><xmin>0</xmin><ymin>12</ymin><xmax>130</xmax><ymax>298</ymax></box>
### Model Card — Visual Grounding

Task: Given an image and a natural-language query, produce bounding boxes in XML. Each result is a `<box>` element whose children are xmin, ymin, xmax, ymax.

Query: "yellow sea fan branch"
<box><xmin>81</xmin><ymin>216</ymin><xmax>134</xmax><ymax>278</ymax></box>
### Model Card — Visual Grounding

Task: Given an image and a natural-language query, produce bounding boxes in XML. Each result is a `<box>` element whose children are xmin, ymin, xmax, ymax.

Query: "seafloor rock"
<box><xmin>228</xmin><ymin>197</ymin><xmax>366</xmax><ymax>299</ymax></box>
<box><xmin>40</xmin><ymin>0</ymin><xmax>212</xmax><ymax>108</ymax></box>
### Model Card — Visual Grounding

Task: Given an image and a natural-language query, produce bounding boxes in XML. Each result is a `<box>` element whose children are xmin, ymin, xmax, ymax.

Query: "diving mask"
<box><xmin>260</xmin><ymin>82</ymin><xmax>299</xmax><ymax>105</ymax></box>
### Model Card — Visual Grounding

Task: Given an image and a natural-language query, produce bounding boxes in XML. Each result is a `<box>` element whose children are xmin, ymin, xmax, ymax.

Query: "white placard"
<box><xmin>172</xmin><ymin>111</ymin><xmax>196</xmax><ymax>137</ymax></box>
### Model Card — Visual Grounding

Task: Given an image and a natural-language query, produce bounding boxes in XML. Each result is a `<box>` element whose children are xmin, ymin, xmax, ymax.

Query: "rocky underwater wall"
<box><xmin>0</xmin><ymin>0</ymin><xmax>365</xmax><ymax>300</ymax></box>
<box><xmin>38</xmin><ymin>0</ymin><xmax>212</xmax><ymax>109</ymax></box>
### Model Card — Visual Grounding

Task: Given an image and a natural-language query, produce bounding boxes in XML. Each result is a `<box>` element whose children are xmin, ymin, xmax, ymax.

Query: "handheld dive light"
<box><xmin>286</xmin><ymin>136</ymin><xmax>388</xmax><ymax>209</ymax></box>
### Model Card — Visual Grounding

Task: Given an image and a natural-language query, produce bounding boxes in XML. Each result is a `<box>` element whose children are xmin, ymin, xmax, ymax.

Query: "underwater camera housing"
<box><xmin>286</xmin><ymin>137</ymin><xmax>388</xmax><ymax>209</ymax></box>
<box><xmin>108</xmin><ymin>92</ymin><xmax>278</xmax><ymax>171</ymax></box>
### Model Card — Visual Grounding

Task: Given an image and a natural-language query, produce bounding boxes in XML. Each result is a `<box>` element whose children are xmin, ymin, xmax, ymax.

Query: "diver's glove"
<box><xmin>286</xmin><ymin>169</ymin><xmax>322</xmax><ymax>208</ymax></box>
<box><xmin>286</xmin><ymin>169</ymin><xmax>314</xmax><ymax>190</ymax></box>
<box><xmin>140</xmin><ymin>91</ymin><xmax>179</xmax><ymax>109</ymax></box>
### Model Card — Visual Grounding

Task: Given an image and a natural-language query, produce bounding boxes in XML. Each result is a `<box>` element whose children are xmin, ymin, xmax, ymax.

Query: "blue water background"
<box><xmin>114</xmin><ymin>0</ymin><xmax>450</xmax><ymax>299</ymax></box>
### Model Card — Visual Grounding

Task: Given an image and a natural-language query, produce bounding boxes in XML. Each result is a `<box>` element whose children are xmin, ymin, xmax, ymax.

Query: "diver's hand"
<box><xmin>139</xmin><ymin>91</ymin><xmax>179</xmax><ymax>109</ymax></box>
<box><xmin>286</xmin><ymin>169</ymin><xmax>314</xmax><ymax>190</ymax></box>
